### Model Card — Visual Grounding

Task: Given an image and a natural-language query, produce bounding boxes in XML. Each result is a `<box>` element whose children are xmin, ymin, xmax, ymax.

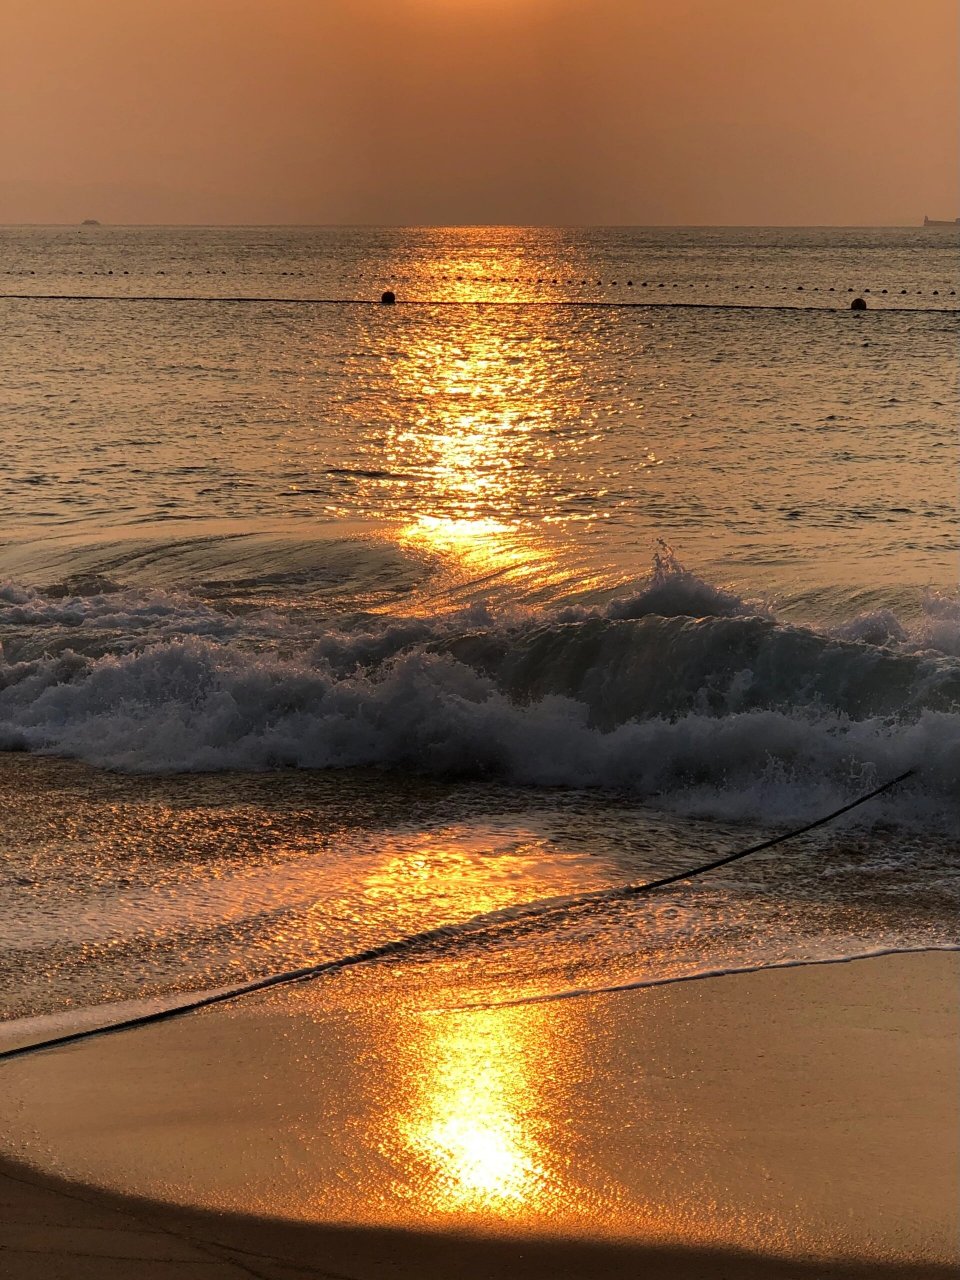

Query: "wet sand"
<box><xmin>0</xmin><ymin>951</ymin><xmax>957</xmax><ymax>1279</ymax></box>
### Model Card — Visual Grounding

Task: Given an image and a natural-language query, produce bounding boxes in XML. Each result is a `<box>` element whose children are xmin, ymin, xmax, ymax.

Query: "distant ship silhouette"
<box><xmin>923</xmin><ymin>215</ymin><xmax>959</xmax><ymax>226</ymax></box>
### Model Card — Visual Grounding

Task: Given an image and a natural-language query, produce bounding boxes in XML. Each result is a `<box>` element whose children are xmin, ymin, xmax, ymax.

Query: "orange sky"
<box><xmin>1</xmin><ymin>0</ymin><xmax>957</xmax><ymax>225</ymax></box>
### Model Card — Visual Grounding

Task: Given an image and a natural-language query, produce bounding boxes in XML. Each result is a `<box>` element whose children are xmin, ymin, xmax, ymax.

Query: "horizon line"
<box><xmin>0</xmin><ymin>220</ymin><xmax>948</xmax><ymax>231</ymax></box>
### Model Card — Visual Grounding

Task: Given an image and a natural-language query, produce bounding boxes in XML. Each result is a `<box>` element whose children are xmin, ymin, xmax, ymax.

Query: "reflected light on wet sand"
<box><xmin>354</xmin><ymin>838</ymin><xmax>584</xmax><ymax>1226</ymax></box>
<box><xmin>394</xmin><ymin>1005</ymin><xmax>551</xmax><ymax>1216</ymax></box>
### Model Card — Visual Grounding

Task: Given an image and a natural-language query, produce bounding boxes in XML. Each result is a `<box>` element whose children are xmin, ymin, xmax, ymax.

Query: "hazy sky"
<box><xmin>2</xmin><ymin>0</ymin><xmax>957</xmax><ymax>225</ymax></box>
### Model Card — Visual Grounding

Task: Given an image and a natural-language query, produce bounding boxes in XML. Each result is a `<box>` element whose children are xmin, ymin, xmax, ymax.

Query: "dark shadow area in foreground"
<box><xmin>1</xmin><ymin>1156</ymin><xmax>954</xmax><ymax>1280</ymax></box>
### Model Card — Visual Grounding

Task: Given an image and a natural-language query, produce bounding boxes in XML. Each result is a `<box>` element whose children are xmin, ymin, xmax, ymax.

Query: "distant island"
<box><xmin>923</xmin><ymin>215</ymin><xmax>960</xmax><ymax>227</ymax></box>
<box><xmin>80</xmin><ymin>218</ymin><xmax>101</xmax><ymax>226</ymax></box>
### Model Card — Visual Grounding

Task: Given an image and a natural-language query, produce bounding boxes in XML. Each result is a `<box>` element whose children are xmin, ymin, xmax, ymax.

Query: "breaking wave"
<box><xmin>1</xmin><ymin>553</ymin><xmax>958</xmax><ymax>825</ymax></box>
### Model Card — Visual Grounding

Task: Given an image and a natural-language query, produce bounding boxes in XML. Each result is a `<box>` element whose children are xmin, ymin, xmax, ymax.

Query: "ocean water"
<box><xmin>0</xmin><ymin>225</ymin><xmax>958</xmax><ymax>1045</ymax></box>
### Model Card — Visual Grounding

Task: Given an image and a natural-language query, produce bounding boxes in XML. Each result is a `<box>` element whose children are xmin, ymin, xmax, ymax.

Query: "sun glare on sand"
<box><xmin>401</xmin><ymin>1007</ymin><xmax>549</xmax><ymax>1210</ymax></box>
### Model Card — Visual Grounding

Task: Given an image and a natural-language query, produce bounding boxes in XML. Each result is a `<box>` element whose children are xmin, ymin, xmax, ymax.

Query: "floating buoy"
<box><xmin>380</xmin><ymin>290</ymin><xmax>396</xmax><ymax>305</ymax></box>
<box><xmin>851</xmin><ymin>297</ymin><xmax>867</xmax><ymax>310</ymax></box>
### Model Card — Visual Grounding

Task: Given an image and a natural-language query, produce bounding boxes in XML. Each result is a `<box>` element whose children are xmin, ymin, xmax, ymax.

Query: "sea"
<box><xmin>0</xmin><ymin>224</ymin><xmax>958</xmax><ymax>1052</ymax></box>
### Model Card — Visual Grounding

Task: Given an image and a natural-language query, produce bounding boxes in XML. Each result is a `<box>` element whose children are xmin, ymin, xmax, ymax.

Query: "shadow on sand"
<box><xmin>1</xmin><ymin>1156</ymin><xmax>954</xmax><ymax>1280</ymax></box>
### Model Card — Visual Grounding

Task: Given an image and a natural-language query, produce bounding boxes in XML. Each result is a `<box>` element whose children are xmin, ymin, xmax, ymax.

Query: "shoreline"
<box><xmin>4</xmin><ymin>941</ymin><xmax>957</xmax><ymax>1060</ymax></box>
<box><xmin>1</xmin><ymin>951</ymin><xmax>957</xmax><ymax>1278</ymax></box>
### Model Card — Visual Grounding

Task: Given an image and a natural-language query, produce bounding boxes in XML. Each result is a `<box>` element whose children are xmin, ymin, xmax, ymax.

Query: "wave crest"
<box><xmin>2</xmin><ymin>554</ymin><xmax>958</xmax><ymax>822</ymax></box>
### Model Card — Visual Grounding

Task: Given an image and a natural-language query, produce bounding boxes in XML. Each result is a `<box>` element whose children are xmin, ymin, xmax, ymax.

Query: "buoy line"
<box><xmin>0</xmin><ymin>768</ymin><xmax>914</xmax><ymax>1065</ymax></box>
<box><xmin>0</xmin><ymin>293</ymin><xmax>957</xmax><ymax>314</ymax></box>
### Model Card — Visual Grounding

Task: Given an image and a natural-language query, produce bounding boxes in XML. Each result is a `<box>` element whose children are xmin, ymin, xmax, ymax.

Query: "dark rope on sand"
<box><xmin>0</xmin><ymin>768</ymin><xmax>914</xmax><ymax>1065</ymax></box>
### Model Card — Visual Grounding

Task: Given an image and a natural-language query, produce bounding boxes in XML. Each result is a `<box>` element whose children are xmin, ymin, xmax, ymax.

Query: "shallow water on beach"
<box><xmin>0</xmin><ymin>225</ymin><xmax>958</xmax><ymax>1041</ymax></box>
<box><xmin>1</xmin><ymin>753</ymin><xmax>956</xmax><ymax>1038</ymax></box>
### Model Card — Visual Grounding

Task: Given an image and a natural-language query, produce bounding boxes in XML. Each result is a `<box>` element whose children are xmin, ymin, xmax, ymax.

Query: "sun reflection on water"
<box><xmin>378</xmin><ymin>257</ymin><xmax>594</xmax><ymax>591</ymax></box>
<box><xmin>397</xmin><ymin>513</ymin><xmax>550</xmax><ymax>587</ymax></box>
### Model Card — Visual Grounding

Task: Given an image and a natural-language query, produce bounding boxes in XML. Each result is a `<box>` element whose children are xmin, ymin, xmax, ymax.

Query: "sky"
<box><xmin>1</xmin><ymin>0</ymin><xmax>957</xmax><ymax>226</ymax></box>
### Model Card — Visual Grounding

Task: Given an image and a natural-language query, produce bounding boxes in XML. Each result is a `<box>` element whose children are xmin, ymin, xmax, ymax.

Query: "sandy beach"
<box><xmin>1</xmin><ymin>950</ymin><xmax>956</xmax><ymax>1279</ymax></box>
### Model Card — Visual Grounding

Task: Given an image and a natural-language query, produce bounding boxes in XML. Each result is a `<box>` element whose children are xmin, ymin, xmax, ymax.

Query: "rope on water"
<box><xmin>0</xmin><ymin>294</ymin><xmax>957</xmax><ymax>314</ymax></box>
<box><xmin>0</xmin><ymin>767</ymin><xmax>915</xmax><ymax>1065</ymax></box>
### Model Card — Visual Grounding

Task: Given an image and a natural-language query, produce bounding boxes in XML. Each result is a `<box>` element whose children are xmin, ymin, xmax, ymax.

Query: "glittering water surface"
<box><xmin>2</xmin><ymin>227</ymin><xmax>957</xmax><ymax>605</ymax></box>
<box><xmin>0</xmin><ymin>225</ymin><xmax>957</xmax><ymax>1043</ymax></box>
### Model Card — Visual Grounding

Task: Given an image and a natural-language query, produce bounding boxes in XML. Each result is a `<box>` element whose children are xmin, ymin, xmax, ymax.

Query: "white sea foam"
<box><xmin>833</xmin><ymin>590</ymin><xmax>960</xmax><ymax>657</ymax></box>
<box><xmin>0</xmin><ymin>580</ymin><xmax>248</xmax><ymax>640</ymax></box>
<box><xmin>0</xmin><ymin>632</ymin><xmax>956</xmax><ymax>821</ymax></box>
<box><xmin>604</xmin><ymin>543</ymin><xmax>759</xmax><ymax>620</ymax></box>
<box><xmin>1</xmin><ymin>556</ymin><xmax>958</xmax><ymax>823</ymax></box>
